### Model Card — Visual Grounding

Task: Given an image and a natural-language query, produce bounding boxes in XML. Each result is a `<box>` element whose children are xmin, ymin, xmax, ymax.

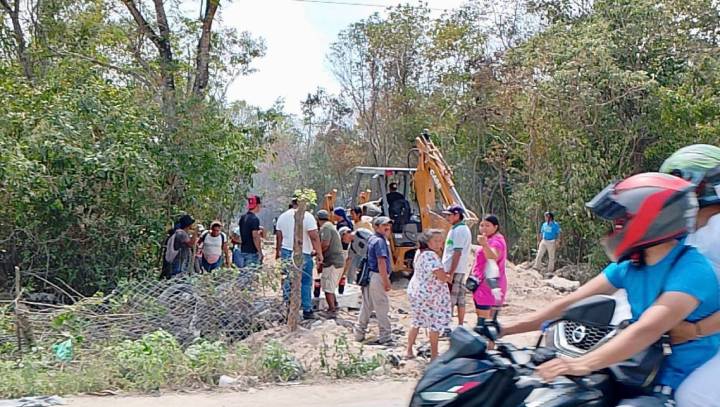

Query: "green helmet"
<box><xmin>660</xmin><ymin>144</ymin><xmax>720</xmax><ymax>207</ymax></box>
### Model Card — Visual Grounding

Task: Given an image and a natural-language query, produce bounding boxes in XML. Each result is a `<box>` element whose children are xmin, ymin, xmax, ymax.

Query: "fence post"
<box><xmin>287</xmin><ymin>200</ymin><xmax>306</xmax><ymax>331</ymax></box>
<box><xmin>14</xmin><ymin>265</ymin><xmax>22</xmax><ymax>353</ymax></box>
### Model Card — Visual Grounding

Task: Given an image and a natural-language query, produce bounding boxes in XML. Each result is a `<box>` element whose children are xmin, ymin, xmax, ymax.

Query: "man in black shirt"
<box><xmin>238</xmin><ymin>195</ymin><xmax>263</xmax><ymax>267</ymax></box>
<box><xmin>385</xmin><ymin>182</ymin><xmax>404</xmax><ymax>207</ymax></box>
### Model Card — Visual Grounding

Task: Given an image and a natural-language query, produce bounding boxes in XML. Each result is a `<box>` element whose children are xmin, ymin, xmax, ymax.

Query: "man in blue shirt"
<box><xmin>503</xmin><ymin>173</ymin><xmax>720</xmax><ymax>405</ymax></box>
<box><xmin>354</xmin><ymin>216</ymin><xmax>393</xmax><ymax>345</ymax></box>
<box><xmin>533</xmin><ymin>211</ymin><xmax>561</xmax><ymax>273</ymax></box>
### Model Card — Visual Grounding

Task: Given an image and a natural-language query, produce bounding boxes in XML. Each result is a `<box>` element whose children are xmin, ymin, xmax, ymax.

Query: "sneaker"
<box><xmin>303</xmin><ymin>311</ymin><xmax>317</xmax><ymax>320</ymax></box>
<box><xmin>353</xmin><ymin>330</ymin><xmax>366</xmax><ymax>342</ymax></box>
<box><xmin>367</xmin><ymin>337</ymin><xmax>394</xmax><ymax>346</ymax></box>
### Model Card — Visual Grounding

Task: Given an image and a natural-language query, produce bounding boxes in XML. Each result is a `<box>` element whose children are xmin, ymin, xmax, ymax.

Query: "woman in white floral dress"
<box><xmin>406</xmin><ymin>229</ymin><xmax>452</xmax><ymax>360</ymax></box>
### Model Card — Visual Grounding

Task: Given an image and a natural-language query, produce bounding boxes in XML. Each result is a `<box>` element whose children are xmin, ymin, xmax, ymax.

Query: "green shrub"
<box><xmin>112</xmin><ymin>330</ymin><xmax>189</xmax><ymax>391</ymax></box>
<box><xmin>320</xmin><ymin>334</ymin><xmax>384</xmax><ymax>379</ymax></box>
<box><xmin>259</xmin><ymin>341</ymin><xmax>303</xmax><ymax>382</ymax></box>
<box><xmin>185</xmin><ymin>339</ymin><xmax>228</xmax><ymax>385</ymax></box>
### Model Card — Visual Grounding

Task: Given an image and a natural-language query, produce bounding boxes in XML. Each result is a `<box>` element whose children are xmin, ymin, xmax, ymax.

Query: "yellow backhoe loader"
<box><xmin>323</xmin><ymin>130</ymin><xmax>478</xmax><ymax>273</ymax></box>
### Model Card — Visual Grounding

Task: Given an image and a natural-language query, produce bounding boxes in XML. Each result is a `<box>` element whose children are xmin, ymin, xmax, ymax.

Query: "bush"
<box><xmin>319</xmin><ymin>334</ymin><xmax>385</xmax><ymax>379</ymax></box>
<box><xmin>259</xmin><ymin>341</ymin><xmax>303</xmax><ymax>382</ymax></box>
<box><xmin>185</xmin><ymin>339</ymin><xmax>229</xmax><ymax>385</ymax></box>
<box><xmin>112</xmin><ymin>330</ymin><xmax>189</xmax><ymax>391</ymax></box>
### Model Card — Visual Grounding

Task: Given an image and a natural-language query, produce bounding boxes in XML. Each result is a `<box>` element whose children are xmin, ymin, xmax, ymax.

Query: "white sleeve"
<box><xmin>304</xmin><ymin>212</ymin><xmax>318</xmax><ymax>231</ymax></box>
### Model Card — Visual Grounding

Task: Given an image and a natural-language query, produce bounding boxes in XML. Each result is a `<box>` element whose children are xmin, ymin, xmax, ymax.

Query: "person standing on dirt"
<box><xmin>406</xmin><ymin>229</ymin><xmax>451</xmax><ymax>360</ymax></box>
<box><xmin>355</xmin><ymin>216</ymin><xmax>394</xmax><ymax>345</ymax></box>
<box><xmin>441</xmin><ymin>204</ymin><xmax>473</xmax><ymax>328</ymax></box>
<box><xmin>237</xmin><ymin>195</ymin><xmax>263</xmax><ymax>267</ymax></box>
<box><xmin>199</xmin><ymin>220</ymin><xmax>231</xmax><ymax>272</ymax></box>
<box><xmin>533</xmin><ymin>211</ymin><xmax>561</xmax><ymax>274</ymax></box>
<box><xmin>275</xmin><ymin>197</ymin><xmax>324</xmax><ymax>320</ymax></box>
<box><xmin>162</xmin><ymin>214</ymin><xmax>198</xmax><ymax>278</ymax></box>
<box><xmin>472</xmin><ymin>215</ymin><xmax>507</xmax><ymax>321</ymax></box>
<box><xmin>317</xmin><ymin>210</ymin><xmax>345</xmax><ymax>317</ymax></box>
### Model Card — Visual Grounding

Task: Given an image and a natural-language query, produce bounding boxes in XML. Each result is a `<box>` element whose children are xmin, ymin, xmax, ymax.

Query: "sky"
<box><xmin>220</xmin><ymin>0</ymin><xmax>467</xmax><ymax>115</ymax></box>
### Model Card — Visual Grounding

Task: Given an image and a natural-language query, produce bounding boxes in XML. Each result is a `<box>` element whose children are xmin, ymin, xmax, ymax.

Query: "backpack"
<box><xmin>164</xmin><ymin>231</ymin><xmax>180</xmax><ymax>263</ymax></box>
<box><xmin>357</xmin><ymin>233</ymin><xmax>381</xmax><ymax>287</ymax></box>
<box><xmin>199</xmin><ymin>230</ymin><xmax>226</xmax><ymax>245</ymax></box>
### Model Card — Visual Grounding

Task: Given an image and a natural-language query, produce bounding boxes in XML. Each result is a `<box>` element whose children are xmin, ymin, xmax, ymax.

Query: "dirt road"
<box><xmin>69</xmin><ymin>381</ymin><xmax>416</xmax><ymax>407</ymax></box>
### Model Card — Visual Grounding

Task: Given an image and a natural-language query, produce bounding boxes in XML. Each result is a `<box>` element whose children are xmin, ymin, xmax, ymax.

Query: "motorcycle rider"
<box><xmin>659</xmin><ymin>144</ymin><xmax>720</xmax><ymax>407</ymax></box>
<box><xmin>502</xmin><ymin>172</ymin><xmax>720</xmax><ymax>406</ymax></box>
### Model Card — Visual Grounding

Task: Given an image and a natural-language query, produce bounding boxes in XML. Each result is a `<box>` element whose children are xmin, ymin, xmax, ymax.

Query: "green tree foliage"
<box><xmin>0</xmin><ymin>0</ymin><xmax>273</xmax><ymax>294</ymax></box>
<box><xmin>311</xmin><ymin>0</ymin><xmax>720</xmax><ymax>272</ymax></box>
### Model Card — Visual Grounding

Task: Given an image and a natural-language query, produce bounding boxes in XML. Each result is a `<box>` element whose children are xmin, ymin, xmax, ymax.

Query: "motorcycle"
<box><xmin>410</xmin><ymin>295</ymin><xmax>667</xmax><ymax>407</ymax></box>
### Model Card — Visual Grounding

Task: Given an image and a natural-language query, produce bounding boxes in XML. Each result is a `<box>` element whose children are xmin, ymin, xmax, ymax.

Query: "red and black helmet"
<box><xmin>586</xmin><ymin>172</ymin><xmax>698</xmax><ymax>262</ymax></box>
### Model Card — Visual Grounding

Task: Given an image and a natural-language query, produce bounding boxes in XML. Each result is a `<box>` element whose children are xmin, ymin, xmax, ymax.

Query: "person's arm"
<box><xmin>477</xmin><ymin>235</ymin><xmax>498</xmax><ymax>260</ymax></box>
<box><xmin>670</xmin><ymin>311</ymin><xmax>720</xmax><ymax>344</ymax></box>
<box><xmin>308</xmin><ymin>229</ymin><xmax>323</xmax><ymax>264</ymax></box>
<box><xmin>252</xmin><ymin>230</ymin><xmax>262</xmax><ymax>255</ymax></box>
<box><xmin>378</xmin><ymin>256</ymin><xmax>391</xmax><ymax>291</ymax></box>
<box><xmin>502</xmin><ymin>274</ymin><xmax>616</xmax><ymax>336</ymax></box>
<box><xmin>320</xmin><ymin>234</ymin><xmax>331</xmax><ymax>252</ymax></box>
<box><xmin>537</xmin><ymin>292</ymin><xmax>700</xmax><ymax>381</ymax></box>
<box><xmin>433</xmin><ymin>267</ymin><xmax>450</xmax><ymax>283</ymax></box>
<box><xmin>448</xmin><ymin>250</ymin><xmax>462</xmax><ymax>277</ymax></box>
<box><xmin>275</xmin><ymin>230</ymin><xmax>283</xmax><ymax>259</ymax></box>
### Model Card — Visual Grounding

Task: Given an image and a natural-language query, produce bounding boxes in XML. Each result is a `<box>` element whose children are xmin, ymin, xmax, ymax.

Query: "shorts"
<box><xmin>449</xmin><ymin>273</ymin><xmax>466</xmax><ymax>307</ymax></box>
<box><xmin>320</xmin><ymin>265</ymin><xmax>343</xmax><ymax>294</ymax></box>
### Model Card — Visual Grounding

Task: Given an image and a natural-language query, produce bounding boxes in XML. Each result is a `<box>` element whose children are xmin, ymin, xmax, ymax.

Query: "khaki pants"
<box><xmin>534</xmin><ymin>239</ymin><xmax>557</xmax><ymax>272</ymax></box>
<box><xmin>356</xmin><ymin>272</ymin><xmax>391</xmax><ymax>341</ymax></box>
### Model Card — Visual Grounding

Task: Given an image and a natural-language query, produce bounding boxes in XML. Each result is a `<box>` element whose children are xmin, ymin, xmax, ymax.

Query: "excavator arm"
<box><xmin>414</xmin><ymin>131</ymin><xmax>479</xmax><ymax>230</ymax></box>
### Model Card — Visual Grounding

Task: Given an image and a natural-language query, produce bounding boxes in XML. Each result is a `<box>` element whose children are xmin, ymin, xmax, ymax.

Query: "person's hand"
<box><xmin>383</xmin><ymin>279</ymin><xmax>392</xmax><ymax>292</ymax></box>
<box><xmin>317</xmin><ymin>253</ymin><xmax>324</xmax><ymax>265</ymax></box>
<box><xmin>669</xmin><ymin>321</ymin><xmax>697</xmax><ymax>345</ymax></box>
<box><xmin>259</xmin><ymin>252</ymin><xmax>265</xmax><ymax>264</ymax></box>
<box><xmin>275</xmin><ymin>250</ymin><xmax>281</xmax><ymax>260</ymax></box>
<box><xmin>477</xmin><ymin>234</ymin><xmax>488</xmax><ymax>247</ymax></box>
<box><xmin>536</xmin><ymin>357</ymin><xmax>591</xmax><ymax>382</ymax></box>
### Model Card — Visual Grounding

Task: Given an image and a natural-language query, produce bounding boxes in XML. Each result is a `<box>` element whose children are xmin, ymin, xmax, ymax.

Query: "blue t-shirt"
<box><xmin>367</xmin><ymin>233</ymin><xmax>391</xmax><ymax>274</ymax></box>
<box><xmin>603</xmin><ymin>242</ymin><xmax>720</xmax><ymax>389</ymax></box>
<box><xmin>540</xmin><ymin>221</ymin><xmax>561</xmax><ymax>240</ymax></box>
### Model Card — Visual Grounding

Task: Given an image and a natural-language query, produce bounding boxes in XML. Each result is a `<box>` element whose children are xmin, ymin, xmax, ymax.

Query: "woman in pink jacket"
<box><xmin>472</xmin><ymin>215</ymin><xmax>508</xmax><ymax>321</ymax></box>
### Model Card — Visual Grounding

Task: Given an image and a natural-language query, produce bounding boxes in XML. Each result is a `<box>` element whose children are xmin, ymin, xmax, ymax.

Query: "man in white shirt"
<box><xmin>199</xmin><ymin>220</ymin><xmax>231</xmax><ymax>272</ymax></box>
<box><xmin>442</xmin><ymin>205</ymin><xmax>473</xmax><ymax>327</ymax></box>
<box><xmin>275</xmin><ymin>197</ymin><xmax>323</xmax><ymax>320</ymax></box>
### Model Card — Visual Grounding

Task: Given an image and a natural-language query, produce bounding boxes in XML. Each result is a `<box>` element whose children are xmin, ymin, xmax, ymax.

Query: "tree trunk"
<box><xmin>1</xmin><ymin>0</ymin><xmax>33</xmax><ymax>81</ymax></box>
<box><xmin>121</xmin><ymin>0</ymin><xmax>177</xmax><ymax>129</ymax></box>
<box><xmin>192</xmin><ymin>0</ymin><xmax>219</xmax><ymax>98</ymax></box>
<box><xmin>287</xmin><ymin>201</ymin><xmax>306</xmax><ymax>331</ymax></box>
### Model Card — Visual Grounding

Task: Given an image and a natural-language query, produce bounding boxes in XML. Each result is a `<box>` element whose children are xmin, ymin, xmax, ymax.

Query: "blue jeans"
<box><xmin>201</xmin><ymin>257</ymin><xmax>223</xmax><ymax>272</ymax></box>
<box><xmin>281</xmin><ymin>249</ymin><xmax>314</xmax><ymax>313</ymax></box>
<box><xmin>235</xmin><ymin>252</ymin><xmax>260</xmax><ymax>268</ymax></box>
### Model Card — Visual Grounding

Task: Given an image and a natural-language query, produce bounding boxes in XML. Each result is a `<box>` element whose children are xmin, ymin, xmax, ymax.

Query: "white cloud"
<box><xmin>221</xmin><ymin>0</ymin><xmax>467</xmax><ymax>115</ymax></box>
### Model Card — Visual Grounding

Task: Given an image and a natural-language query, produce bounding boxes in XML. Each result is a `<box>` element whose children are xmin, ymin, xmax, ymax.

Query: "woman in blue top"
<box><xmin>503</xmin><ymin>172</ymin><xmax>719</xmax><ymax>406</ymax></box>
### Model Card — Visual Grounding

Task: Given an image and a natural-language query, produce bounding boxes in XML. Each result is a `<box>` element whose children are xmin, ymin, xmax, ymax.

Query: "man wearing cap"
<box><xmin>442</xmin><ymin>205</ymin><xmax>473</xmax><ymax>327</ymax></box>
<box><xmin>317</xmin><ymin>210</ymin><xmax>345</xmax><ymax>317</ymax></box>
<box><xmin>340</xmin><ymin>226</ymin><xmax>373</xmax><ymax>284</ymax></box>
<box><xmin>199</xmin><ymin>220</ymin><xmax>231</xmax><ymax>272</ymax></box>
<box><xmin>534</xmin><ymin>211</ymin><xmax>561</xmax><ymax>273</ymax></box>
<box><xmin>355</xmin><ymin>216</ymin><xmax>394</xmax><ymax>345</ymax></box>
<box><xmin>275</xmin><ymin>197</ymin><xmax>324</xmax><ymax>320</ymax></box>
<box><xmin>237</xmin><ymin>195</ymin><xmax>263</xmax><ymax>267</ymax></box>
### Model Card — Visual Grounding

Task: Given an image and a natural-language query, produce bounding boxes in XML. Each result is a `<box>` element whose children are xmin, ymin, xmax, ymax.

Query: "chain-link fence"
<box><xmin>1</xmin><ymin>264</ymin><xmax>289</xmax><ymax>357</ymax></box>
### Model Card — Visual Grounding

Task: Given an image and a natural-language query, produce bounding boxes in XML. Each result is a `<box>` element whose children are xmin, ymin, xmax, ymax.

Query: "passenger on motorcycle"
<box><xmin>503</xmin><ymin>172</ymin><xmax>720</xmax><ymax>406</ymax></box>
<box><xmin>660</xmin><ymin>144</ymin><xmax>720</xmax><ymax>407</ymax></box>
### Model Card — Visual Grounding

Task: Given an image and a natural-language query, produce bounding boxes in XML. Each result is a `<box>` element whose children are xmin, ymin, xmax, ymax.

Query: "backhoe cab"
<box><xmin>326</xmin><ymin>130</ymin><xmax>478</xmax><ymax>273</ymax></box>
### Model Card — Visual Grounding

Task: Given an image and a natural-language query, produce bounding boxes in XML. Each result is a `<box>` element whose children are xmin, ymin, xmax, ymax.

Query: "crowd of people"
<box><xmin>159</xmin><ymin>143</ymin><xmax>720</xmax><ymax>406</ymax></box>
